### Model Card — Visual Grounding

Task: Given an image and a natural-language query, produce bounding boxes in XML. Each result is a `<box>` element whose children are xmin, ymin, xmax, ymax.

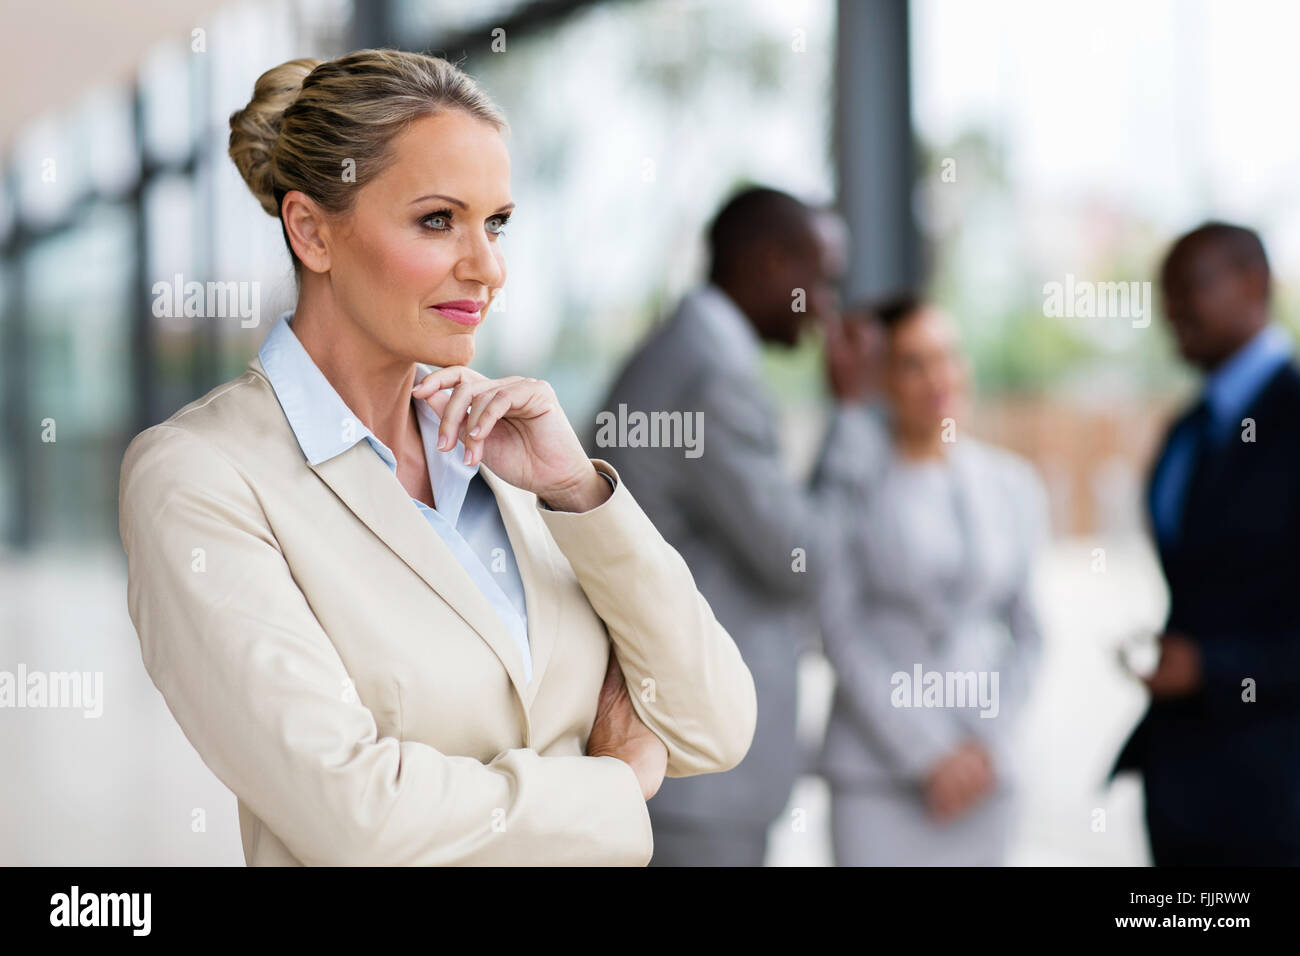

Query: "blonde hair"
<box><xmin>228</xmin><ymin>49</ymin><xmax>508</xmax><ymax>266</ymax></box>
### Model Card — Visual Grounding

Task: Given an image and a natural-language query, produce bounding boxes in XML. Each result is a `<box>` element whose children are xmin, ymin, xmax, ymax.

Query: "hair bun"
<box><xmin>227</xmin><ymin>57</ymin><xmax>322</xmax><ymax>217</ymax></box>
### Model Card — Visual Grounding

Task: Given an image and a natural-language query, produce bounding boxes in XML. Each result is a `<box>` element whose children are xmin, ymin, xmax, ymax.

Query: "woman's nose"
<box><xmin>455</xmin><ymin>232</ymin><xmax>505</xmax><ymax>288</ymax></box>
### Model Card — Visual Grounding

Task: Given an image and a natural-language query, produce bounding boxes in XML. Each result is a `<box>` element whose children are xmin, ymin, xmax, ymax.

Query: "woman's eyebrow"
<box><xmin>409</xmin><ymin>193</ymin><xmax>515</xmax><ymax>214</ymax></box>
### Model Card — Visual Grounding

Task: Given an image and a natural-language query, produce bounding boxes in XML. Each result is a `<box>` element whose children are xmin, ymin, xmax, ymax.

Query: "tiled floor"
<box><xmin>0</xmin><ymin>536</ymin><xmax>1162</xmax><ymax>866</ymax></box>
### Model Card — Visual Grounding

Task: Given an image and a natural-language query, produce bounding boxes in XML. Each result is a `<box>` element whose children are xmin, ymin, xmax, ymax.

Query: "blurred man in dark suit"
<box><xmin>1111</xmin><ymin>222</ymin><xmax>1300</xmax><ymax>865</ymax></box>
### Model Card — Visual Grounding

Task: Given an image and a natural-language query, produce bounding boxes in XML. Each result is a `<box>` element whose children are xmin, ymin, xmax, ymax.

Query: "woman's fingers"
<box><xmin>428</xmin><ymin>374</ymin><xmax>526</xmax><ymax>454</ymax></box>
<box><xmin>940</xmin><ymin>751</ymin><xmax>991</xmax><ymax>819</ymax></box>
<box><xmin>437</xmin><ymin>381</ymin><xmax>481</xmax><ymax>452</ymax></box>
<box><xmin>926</xmin><ymin>747</ymin><xmax>989</xmax><ymax>821</ymax></box>
<box><xmin>461</xmin><ymin>378</ymin><xmax>538</xmax><ymax>463</ymax></box>
<box><xmin>413</xmin><ymin>368</ymin><xmax>561</xmax><ymax>471</ymax></box>
<box><xmin>598</xmin><ymin>651</ymin><xmax>628</xmax><ymax>706</ymax></box>
<box><xmin>413</xmin><ymin>367</ymin><xmax>479</xmax><ymax>449</ymax></box>
<box><xmin>456</xmin><ymin>378</ymin><xmax>528</xmax><ymax>461</ymax></box>
<box><xmin>462</xmin><ymin>389</ymin><xmax>516</xmax><ymax>465</ymax></box>
<box><xmin>927</xmin><ymin>778</ymin><xmax>956</xmax><ymax>820</ymax></box>
<box><xmin>412</xmin><ymin>365</ymin><xmax>482</xmax><ymax>397</ymax></box>
<box><xmin>603</xmin><ymin>647</ymin><xmax>624</xmax><ymax>682</ymax></box>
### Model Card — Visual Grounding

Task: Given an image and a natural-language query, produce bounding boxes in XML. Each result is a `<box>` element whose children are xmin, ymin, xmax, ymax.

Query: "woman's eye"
<box><xmin>421</xmin><ymin>211</ymin><xmax>452</xmax><ymax>230</ymax></box>
<box><xmin>487</xmin><ymin>216</ymin><xmax>509</xmax><ymax>237</ymax></box>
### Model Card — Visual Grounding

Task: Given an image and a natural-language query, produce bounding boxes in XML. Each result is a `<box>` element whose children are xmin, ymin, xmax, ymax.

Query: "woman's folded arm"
<box><xmin>120</xmin><ymin>424</ymin><xmax>652</xmax><ymax>866</ymax></box>
<box><xmin>536</xmin><ymin>459</ymin><xmax>758</xmax><ymax>779</ymax></box>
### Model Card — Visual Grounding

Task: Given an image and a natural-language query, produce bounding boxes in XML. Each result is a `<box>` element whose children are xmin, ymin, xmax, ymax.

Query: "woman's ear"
<box><xmin>281</xmin><ymin>190</ymin><xmax>332</xmax><ymax>274</ymax></box>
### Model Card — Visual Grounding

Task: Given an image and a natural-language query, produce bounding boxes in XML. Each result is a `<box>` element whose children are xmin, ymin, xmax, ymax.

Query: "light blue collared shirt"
<box><xmin>258</xmin><ymin>310</ymin><xmax>532</xmax><ymax>682</ymax></box>
<box><xmin>1152</xmin><ymin>321</ymin><xmax>1294</xmax><ymax>545</ymax></box>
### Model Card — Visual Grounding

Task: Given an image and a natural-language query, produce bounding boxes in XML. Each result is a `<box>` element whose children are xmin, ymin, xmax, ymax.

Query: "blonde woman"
<box><xmin>817</xmin><ymin>296</ymin><xmax>1048</xmax><ymax>866</ymax></box>
<box><xmin>118</xmin><ymin>50</ymin><xmax>756</xmax><ymax>866</ymax></box>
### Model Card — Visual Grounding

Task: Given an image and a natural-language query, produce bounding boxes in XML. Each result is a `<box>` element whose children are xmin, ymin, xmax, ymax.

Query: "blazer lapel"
<box><xmin>478</xmin><ymin>465</ymin><xmax>560</xmax><ymax>708</ymax></box>
<box><xmin>946</xmin><ymin>443</ymin><xmax>991</xmax><ymax>610</ymax></box>
<box><xmin>1182</xmin><ymin>364</ymin><xmax>1289</xmax><ymax>548</ymax></box>
<box><xmin>306</xmin><ymin>444</ymin><xmax>533</xmax><ymax>704</ymax></box>
<box><xmin>249</xmin><ymin>353</ymin><xmax>560</xmax><ymax>710</ymax></box>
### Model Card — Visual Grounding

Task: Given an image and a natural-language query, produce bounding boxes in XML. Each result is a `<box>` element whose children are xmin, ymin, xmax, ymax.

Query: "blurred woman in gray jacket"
<box><xmin>817</xmin><ymin>295</ymin><xmax>1049</xmax><ymax>866</ymax></box>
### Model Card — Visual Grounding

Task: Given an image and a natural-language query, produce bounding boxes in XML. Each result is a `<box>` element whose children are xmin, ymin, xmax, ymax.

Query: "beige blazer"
<box><xmin>118</xmin><ymin>355</ymin><xmax>756</xmax><ymax>866</ymax></box>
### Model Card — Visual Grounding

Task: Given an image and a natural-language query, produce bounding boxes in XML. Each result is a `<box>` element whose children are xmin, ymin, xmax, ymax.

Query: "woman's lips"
<box><xmin>430</xmin><ymin>303</ymin><xmax>483</xmax><ymax>326</ymax></box>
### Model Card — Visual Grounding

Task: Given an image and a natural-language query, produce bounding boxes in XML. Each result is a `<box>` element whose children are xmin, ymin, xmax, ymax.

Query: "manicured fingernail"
<box><xmin>463</xmin><ymin>449</ymin><xmax>473</xmax><ymax>465</ymax></box>
<box><xmin>469</xmin><ymin>426</ymin><xmax>481</xmax><ymax>438</ymax></box>
<box><xmin>438</xmin><ymin>434</ymin><xmax>449</xmax><ymax>450</ymax></box>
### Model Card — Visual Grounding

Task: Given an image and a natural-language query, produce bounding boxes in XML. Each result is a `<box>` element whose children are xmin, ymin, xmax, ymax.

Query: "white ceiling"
<box><xmin>1</xmin><ymin>0</ymin><xmax>241</xmax><ymax>152</ymax></box>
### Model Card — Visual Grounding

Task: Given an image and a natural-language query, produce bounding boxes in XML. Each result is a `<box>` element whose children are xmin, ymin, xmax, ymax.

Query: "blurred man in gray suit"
<box><xmin>590</xmin><ymin>186</ymin><xmax>879</xmax><ymax>865</ymax></box>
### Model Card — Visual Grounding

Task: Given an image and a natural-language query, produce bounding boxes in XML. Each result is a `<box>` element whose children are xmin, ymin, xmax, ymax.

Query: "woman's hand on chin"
<box><xmin>412</xmin><ymin>366</ymin><xmax>611</xmax><ymax>512</ymax></box>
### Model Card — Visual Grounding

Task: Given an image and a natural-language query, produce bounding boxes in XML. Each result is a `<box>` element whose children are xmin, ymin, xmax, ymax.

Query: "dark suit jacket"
<box><xmin>1111</xmin><ymin>361</ymin><xmax>1300</xmax><ymax>855</ymax></box>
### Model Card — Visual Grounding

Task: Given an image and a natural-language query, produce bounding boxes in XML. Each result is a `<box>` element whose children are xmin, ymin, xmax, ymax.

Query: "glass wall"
<box><xmin>0</xmin><ymin>259</ymin><xmax>12</xmax><ymax>546</ymax></box>
<box><xmin>0</xmin><ymin>0</ymin><xmax>352</xmax><ymax>550</ymax></box>
<box><xmin>23</xmin><ymin>205</ymin><xmax>134</xmax><ymax>543</ymax></box>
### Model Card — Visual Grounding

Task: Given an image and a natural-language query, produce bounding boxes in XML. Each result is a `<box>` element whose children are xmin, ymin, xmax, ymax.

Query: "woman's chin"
<box><xmin>422</xmin><ymin>342</ymin><xmax>475</xmax><ymax>369</ymax></box>
<box><xmin>932</xmin><ymin>397</ymin><xmax>962</xmax><ymax>420</ymax></box>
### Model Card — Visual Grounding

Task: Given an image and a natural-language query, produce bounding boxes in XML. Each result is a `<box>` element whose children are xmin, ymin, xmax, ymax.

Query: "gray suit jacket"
<box><xmin>589</xmin><ymin>284</ymin><xmax>876</xmax><ymax>829</ymax></box>
<box><xmin>815</xmin><ymin>417</ymin><xmax>1049</xmax><ymax>791</ymax></box>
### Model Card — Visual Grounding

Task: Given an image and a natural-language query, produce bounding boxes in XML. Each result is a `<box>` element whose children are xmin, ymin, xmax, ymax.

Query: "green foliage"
<box><xmin>962</xmin><ymin>305</ymin><xmax>1095</xmax><ymax>393</ymax></box>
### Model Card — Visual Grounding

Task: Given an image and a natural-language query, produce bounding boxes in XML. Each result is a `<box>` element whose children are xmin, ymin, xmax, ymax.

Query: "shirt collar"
<box><xmin>694</xmin><ymin>282</ymin><xmax>763</xmax><ymax>369</ymax></box>
<box><xmin>410</xmin><ymin>375</ymin><xmax>475</xmax><ymax>527</ymax></box>
<box><xmin>1202</xmin><ymin>322</ymin><xmax>1293</xmax><ymax>426</ymax></box>
<box><xmin>258</xmin><ymin>309</ymin><xmax>477</xmax><ymax>526</ymax></box>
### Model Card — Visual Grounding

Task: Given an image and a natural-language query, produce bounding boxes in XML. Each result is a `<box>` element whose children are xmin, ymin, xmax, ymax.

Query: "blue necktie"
<box><xmin>1172</xmin><ymin>398</ymin><xmax>1216</xmax><ymax>541</ymax></box>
